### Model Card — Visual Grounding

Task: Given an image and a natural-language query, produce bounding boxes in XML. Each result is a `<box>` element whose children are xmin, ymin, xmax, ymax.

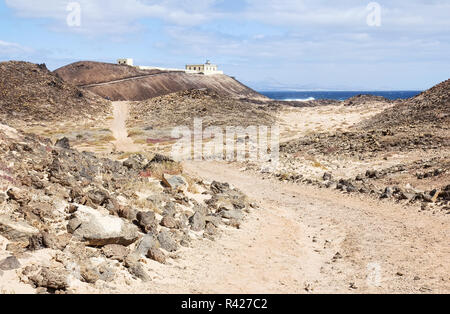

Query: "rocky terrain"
<box><xmin>128</xmin><ymin>89</ymin><xmax>277</xmax><ymax>129</ymax></box>
<box><xmin>0</xmin><ymin>61</ymin><xmax>110</xmax><ymax>128</ymax></box>
<box><xmin>246</xmin><ymin>81</ymin><xmax>450</xmax><ymax>214</ymax></box>
<box><xmin>342</xmin><ymin>94</ymin><xmax>392</xmax><ymax>107</ymax></box>
<box><xmin>0</xmin><ymin>59</ymin><xmax>448</xmax><ymax>294</ymax></box>
<box><xmin>0</xmin><ymin>124</ymin><xmax>252</xmax><ymax>293</ymax></box>
<box><xmin>363</xmin><ymin>79</ymin><xmax>450</xmax><ymax>130</ymax></box>
<box><xmin>55</xmin><ymin>61</ymin><xmax>264</xmax><ymax>101</ymax></box>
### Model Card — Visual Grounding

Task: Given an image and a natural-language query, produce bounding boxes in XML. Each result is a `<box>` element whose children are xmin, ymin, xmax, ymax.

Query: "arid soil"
<box><xmin>0</xmin><ymin>60</ymin><xmax>448</xmax><ymax>294</ymax></box>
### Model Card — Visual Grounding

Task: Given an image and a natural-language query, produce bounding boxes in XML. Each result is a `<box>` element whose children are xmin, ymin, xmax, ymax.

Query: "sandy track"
<box><xmin>110</xmin><ymin>101</ymin><xmax>142</xmax><ymax>153</ymax></box>
<box><xmin>106</xmin><ymin>103</ymin><xmax>448</xmax><ymax>294</ymax></box>
<box><xmin>158</xmin><ymin>161</ymin><xmax>448</xmax><ymax>294</ymax></box>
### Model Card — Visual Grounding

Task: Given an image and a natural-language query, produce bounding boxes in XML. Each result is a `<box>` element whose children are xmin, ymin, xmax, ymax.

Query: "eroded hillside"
<box><xmin>55</xmin><ymin>61</ymin><xmax>265</xmax><ymax>101</ymax></box>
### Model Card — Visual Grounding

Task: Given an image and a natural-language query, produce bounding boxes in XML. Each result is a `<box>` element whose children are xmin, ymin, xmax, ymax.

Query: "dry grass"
<box><xmin>185</xmin><ymin>175</ymin><xmax>200</xmax><ymax>194</ymax></box>
<box><xmin>146</xmin><ymin>161</ymin><xmax>183</xmax><ymax>180</ymax></box>
<box><xmin>128</xmin><ymin>130</ymin><xmax>144</xmax><ymax>138</ymax></box>
<box><xmin>133</xmin><ymin>139</ymin><xmax>148</xmax><ymax>145</ymax></box>
<box><xmin>117</xmin><ymin>151</ymin><xmax>144</xmax><ymax>160</ymax></box>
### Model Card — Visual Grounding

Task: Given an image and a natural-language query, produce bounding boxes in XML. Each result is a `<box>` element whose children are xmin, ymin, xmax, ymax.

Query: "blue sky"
<box><xmin>0</xmin><ymin>0</ymin><xmax>449</xmax><ymax>90</ymax></box>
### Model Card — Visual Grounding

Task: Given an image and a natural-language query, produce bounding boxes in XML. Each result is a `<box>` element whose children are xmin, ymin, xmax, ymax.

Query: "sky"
<box><xmin>0</xmin><ymin>0</ymin><xmax>449</xmax><ymax>91</ymax></box>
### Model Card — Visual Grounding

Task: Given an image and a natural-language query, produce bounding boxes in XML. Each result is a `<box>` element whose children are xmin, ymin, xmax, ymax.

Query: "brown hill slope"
<box><xmin>54</xmin><ymin>61</ymin><xmax>265</xmax><ymax>101</ymax></box>
<box><xmin>128</xmin><ymin>89</ymin><xmax>277</xmax><ymax>129</ymax></box>
<box><xmin>362</xmin><ymin>79</ymin><xmax>449</xmax><ymax>130</ymax></box>
<box><xmin>0</xmin><ymin>61</ymin><xmax>110</xmax><ymax>126</ymax></box>
<box><xmin>54</xmin><ymin>61</ymin><xmax>163</xmax><ymax>86</ymax></box>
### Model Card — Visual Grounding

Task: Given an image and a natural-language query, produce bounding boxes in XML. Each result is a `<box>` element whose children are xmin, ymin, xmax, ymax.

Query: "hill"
<box><xmin>362</xmin><ymin>79</ymin><xmax>449</xmax><ymax>130</ymax></box>
<box><xmin>54</xmin><ymin>61</ymin><xmax>162</xmax><ymax>86</ymax></box>
<box><xmin>54</xmin><ymin>61</ymin><xmax>265</xmax><ymax>101</ymax></box>
<box><xmin>128</xmin><ymin>89</ymin><xmax>277</xmax><ymax>129</ymax></box>
<box><xmin>0</xmin><ymin>61</ymin><xmax>110</xmax><ymax>127</ymax></box>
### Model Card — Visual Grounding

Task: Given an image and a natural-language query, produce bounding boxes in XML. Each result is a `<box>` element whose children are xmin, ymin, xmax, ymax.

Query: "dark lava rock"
<box><xmin>157</xmin><ymin>230</ymin><xmax>178</xmax><ymax>252</ymax></box>
<box><xmin>0</xmin><ymin>256</ymin><xmax>21</xmax><ymax>271</ymax></box>
<box><xmin>55</xmin><ymin>137</ymin><xmax>70</xmax><ymax>149</ymax></box>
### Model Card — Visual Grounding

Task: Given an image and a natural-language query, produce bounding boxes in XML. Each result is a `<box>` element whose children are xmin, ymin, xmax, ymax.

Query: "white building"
<box><xmin>186</xmin><ymin>60</ymin><xmax>223</xmax><ymax>75</ymax></box>
<box><xmin>116</xmin><ymin>58</ymin><xmax>223</xmax><ymax>75</ymax></box>
<box><xmin>117</xmin><ymin>58</ymin><xmax>134</xmax><ymax>66</ymax></box>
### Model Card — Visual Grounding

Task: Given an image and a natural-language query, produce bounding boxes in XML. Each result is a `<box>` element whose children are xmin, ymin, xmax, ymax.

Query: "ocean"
<box><xmin>259</xmin><ymin>90</ymin><xmax>422</xmax><ymax>102</ymax></box>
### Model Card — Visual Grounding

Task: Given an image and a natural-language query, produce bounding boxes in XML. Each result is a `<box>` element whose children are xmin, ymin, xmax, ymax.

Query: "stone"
<box><xmin>135</xmin><ymin>233</ymin><xmax>159</xmax><ymax>257</ymax></box>
<box><xmin>0</xmin><ymin>215</ymin><xmax>40</xmax><ymax>242</ymax></box>
<box><xmin>346</xmin><ymin>185</ymin><xmax>357</xmax><ymax>193</ymax></box>
<box><xmin>189</xmin><ymin>211</ymin><xmax>206</xmax><ymax>232</ymax></box>
<box><xmin>224</xmin><ymin>219</ymin><xmax>241</xmax><ymax>229</ymax></box>
<box><xmin>220</xmin><ymin>210</ymin><xmax>244</xmax><ymax>220</ymax></box>
<box><xmin>0</xmin><ymin>256</ymin><xmax>21</xmax><ymax>271</ymax></box>
<box><xmin>6</xmin><ymin>188</ymin><xmax>30</xmax><ymax>205</ymax></box>
<box><xmin>136</xmin><ymin>211</ymin><xmax>157</xmax><ymax>233</ymax></box>
<box><xmin>123</xmin><ymin>155</ymin><xmax>145</xmax><ymax>170</ymax></box>
<box><xmin>124</xmin><ymin>254</ymin><xmax>150</xmax><ymax>282</ymax></box>
<box><xmin>157</xmin><ymin>230</ymin><xmax>178</xmax><ymax>252</ymax></box>
<box><xmin>104</xmin><ymin>198</ymin><xmax>120</xmax><ymax>215</ymax></box>
<box><xmin>215</xmin><ymin>197</ymin><xmax>234</xmax><ymax>212</ymax></box>
<box><xmin>87</xmin><ymin>189</ymin><xmax>109</xmax><ymax>206</ymax></box>
<box><xmin>55</xmin><ymin>137</ymin><xmax>70</xmax><ymax>149</ymax></box>
<box><xmin>102</xmin><ymin>244</ymin><xmax>129</xmax><ymax>262</ymax></box>
<box><xmin>381</xmin><ymin>187</ymin><xmax>393</xmax><ymax>199</ymax></box>
<box><xmin>366</xmin><ymin>170</ymin><xmax>379</xmax><ymax>179</ymax></box>
<box><xmin>119</xmin><ymin>206</ymin><xmax>138</xmax><ymax>221</ymax></box>
<box><xmin>6</xmin><ymin>241</ymin><xmax>29</xmax><ymax>254</ymax></box>
<box><xmin>147</xmin><ymin>154</ymin><xmax>174</xmax><ymax>165</ymax></box>
<box><xmin>205</xmin><ymin>215</ymin><xmax>222</xmax><ymax>228</ymax></box>
<box><xmin>68</xmin><ymin>205</ymin><xmax>139</xmax><ymax>247</ymax></box>
<box><xmin>80</xmin><ymin>265</ymin><xmax>100</xmax><ymax>284</ymax></box>
<box><xmin>42</xmin><ymin>233</ymin><xmax>71</xmax><ymax>251</ymax></box>
<box><xmin>323</xmin><ymin>172</ymin><xmax>332</xmax><ymax>181</ymax></box>
<box><xmin>162</xmin><ymin>202</ymin><xmax>177</xmax><ymax>217</ymax></box>
<box><xmin>439</xmin><ymin>190</ymin><xmax>450</xmax><ymax>201</ymax></box>
<box><xmin>162</xmin><ymin>174</ymin><xmax>188</xmax><ymax>191</ymax></box>
<box><xmin>67</xmin><ymin>217</ymin><xmax>82</xmax><ymax>234</ymax></box>
<box><xmin>210</xmin><ymin>181</ymin><xmax>230</xmax><ymax>194</ymax></box>
<box><xmin>146</xmin><ymin>248</ymin><xmax>166</xmax><ymax>264</ymax></box>
<box><xmin>28</xmin><ymin>234</ymin><xmax>45</xmax><ymax>251</ymax></box>
<box><xmin>355</xmin><ymin>174</ymin><xmax>364</xmax><ymax>181</ymax></box>
<box><xmin>205</xmin><ymin>222</ymin><xmax>218</xmax><ymax>236</ymax></box>
<box><xmin>27</xmin><ymin>266</ymin><xmax>69</xmax><ymax>291</ymax></box>
<box><xmin>160</xmin><ymin>215</ymin><xmax>179</xmax><ymax>229</ymax></box>
<box><xmin>97</xmin><ymin>264</ymin><xmax>115</xmax><ymax>282</ymax></box>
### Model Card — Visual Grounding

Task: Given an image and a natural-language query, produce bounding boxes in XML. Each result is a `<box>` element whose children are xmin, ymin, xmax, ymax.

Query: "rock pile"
<box><xmin>0</xmin><ymin>124</ymin><xmax>252</xmax><ymax>293</ymax></box>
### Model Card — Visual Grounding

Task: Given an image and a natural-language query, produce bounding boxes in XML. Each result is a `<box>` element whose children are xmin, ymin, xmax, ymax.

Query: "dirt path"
<box><xmin>135</xmin><ymin>161</ymin><xmax>448</xmax><ymax>294</ymax></box>
<box><xmin>106</xmin><ymin>103</ymin><xmax>448</xmax><ymax>294</ymax></box>
<box><xmin>80</xmin><ymin>71</ymin><xmax>179</xmax><ymax>88</ymax></box>
<box><xmin>110</xmin><ymin>101</ymin><xmax>141</xmax><ymax>153</ymax></box>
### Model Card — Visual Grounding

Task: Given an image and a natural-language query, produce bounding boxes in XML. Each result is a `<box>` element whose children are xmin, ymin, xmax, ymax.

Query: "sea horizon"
<box><xmin>259</xmin><ymin>90</ymin><xmax>423</xmax><ymax>101</ymax></box>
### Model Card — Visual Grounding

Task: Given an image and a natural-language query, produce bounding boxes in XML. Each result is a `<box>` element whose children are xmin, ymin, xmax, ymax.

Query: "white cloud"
<box><xmin>5</xmin><ymin>0</ymin><xmax>450</xmax><ymax>35</ymax></box>
<box><xmin>5</xmin><ymin>0</ymin><xmax>220</xmax><ymax>34</ymax></box>
<box><xmin>0</xmin><ymin>40</ymin><xmax>33</xmax><ymax>55</ymax></box>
